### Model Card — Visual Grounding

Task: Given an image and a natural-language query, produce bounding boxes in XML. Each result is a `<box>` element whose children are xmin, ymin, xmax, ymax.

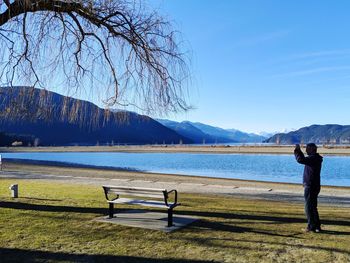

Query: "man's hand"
<box><xmin>295</xmin><ymin>144</ymin><xmax>301</xmax><ymax>151</ymax></box>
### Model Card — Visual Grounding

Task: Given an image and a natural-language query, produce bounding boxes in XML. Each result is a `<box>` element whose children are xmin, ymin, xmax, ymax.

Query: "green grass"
<box><xmin>1</xmin><ymin>179</ymin><xmax>350</xmax><ymax>263</ymax></box>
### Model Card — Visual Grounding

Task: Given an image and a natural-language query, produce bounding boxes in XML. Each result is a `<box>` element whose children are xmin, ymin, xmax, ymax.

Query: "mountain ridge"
<box><xmin>265</xmin><ymin>124</ymin><xmax>350</xmax><ymax>144</ymax></box>
<box><xmin>157</xmin><ymin>119</ymin><xmax>267</xmax><ymax>143</ymax></box>
<box><xmin>0</xmin><ymin>87</ymin><xmax>192</xmax><ymax>146</ymax></box>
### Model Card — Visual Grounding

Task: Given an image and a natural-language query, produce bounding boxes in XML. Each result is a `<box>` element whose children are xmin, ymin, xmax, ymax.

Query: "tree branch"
<box><xmin>0</xmin><ymin>0</ymin><xmax>191</xmax><ymax>116</ymax></box>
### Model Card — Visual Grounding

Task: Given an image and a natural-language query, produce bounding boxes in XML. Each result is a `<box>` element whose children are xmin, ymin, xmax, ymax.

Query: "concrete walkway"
<box><xmin>1</xmin><ymin>168</ymin><xmax>350</xmax><ymax>207</ymax></box>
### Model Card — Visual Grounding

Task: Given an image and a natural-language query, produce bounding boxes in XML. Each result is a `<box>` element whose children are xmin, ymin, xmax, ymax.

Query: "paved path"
<box><xmin>1</xmin><ymin>168</ymin><xmax>350</xmax><ymax>207</ymax></box>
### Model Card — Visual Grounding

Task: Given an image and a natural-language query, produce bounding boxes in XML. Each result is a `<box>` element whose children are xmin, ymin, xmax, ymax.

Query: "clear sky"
<box><xmin>147</xmin><ymin>0</ymin><xmax>350</xmax><ymax>133</ymax></box>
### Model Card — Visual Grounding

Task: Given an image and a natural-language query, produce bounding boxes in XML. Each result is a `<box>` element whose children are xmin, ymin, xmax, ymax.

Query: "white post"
<box><xmin>9</xmin><ymin>184</ymin><xmax>18</xmax><ymax>198</ymax></box>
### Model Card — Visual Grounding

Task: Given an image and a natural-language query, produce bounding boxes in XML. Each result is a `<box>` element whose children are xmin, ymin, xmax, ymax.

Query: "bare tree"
<box><xmin>0</xmin><ymin>0</ymin><xmax>190</xmax><ymax>116</ymax></box>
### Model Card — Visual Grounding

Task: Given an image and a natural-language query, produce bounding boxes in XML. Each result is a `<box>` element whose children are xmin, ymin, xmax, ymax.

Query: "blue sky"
<box><xmin>148</xmin><ymin>0</ymin><xmax>350</xmax><ymax>133</ymax></box>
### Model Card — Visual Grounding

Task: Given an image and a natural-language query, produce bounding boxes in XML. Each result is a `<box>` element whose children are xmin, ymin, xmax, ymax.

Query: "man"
<box><xmin>294</xmin><ymin>143</ymin><xmax>323</xmax><ymax>233</ymax></box>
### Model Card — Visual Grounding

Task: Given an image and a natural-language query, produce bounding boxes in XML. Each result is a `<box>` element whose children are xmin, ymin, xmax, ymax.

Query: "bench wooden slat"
<box><xmin>108</xmin><ymin>198</ymin><xmax>172</xmax><ymax>208</ymax></box>
<box><xmin>110</xmin><ymin>191</ymin><xmax>165</xmax><ymax>199</ymax></box>
<box><xmin>103</xmin><ymin>185</ymin><xmax>166</xmax><ymax>192</ymax></box>
<box><xmin>103</xmin><ymin>185</ymin><xmax>166</xmax><ymax>199</ymax></box>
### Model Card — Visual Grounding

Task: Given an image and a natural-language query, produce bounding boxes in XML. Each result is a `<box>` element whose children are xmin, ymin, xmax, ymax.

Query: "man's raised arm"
<box><xmin>294</xmin><ymin>144</ymin><xmax>307</xmax><ymax>164</ymax></box>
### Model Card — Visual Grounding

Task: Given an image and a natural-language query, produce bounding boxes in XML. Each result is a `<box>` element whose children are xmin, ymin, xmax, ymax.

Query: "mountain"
<box><xmin>157</xmin><ymin>119</ymin><xmax>267</xmax><ymax>143</ymax></box>
<box><xmin>156</xmin><ymin>119</ymin><xmax>219</xmax><ymax>143</ymax></box>
<box><xmin>187</xmin><ymin>122</ymin><xmax>236</xmax><ymax>142</ymax></box>
<box><xmin>0</xmin><ymin>87</ymin><xmax>192</xmax><ymax>146</ymax></box>
<box><xmin>258</xmin><ymin>131</ymin><xmax>278</xmax><ymax>138</ymax></box>
<box><xmin>225</xmin><ymin>128</ymin><xmax>267</xmax><ymax>143</ymax></box>
<box><xmin>265</xmin><ymin>124</ymin><xmax>350</xmax><ymax>144</ymax></box>
<box><xmin>189</xmin><ymin>122</ymin><xmax>266</xmax><ymax>143</ymax></box>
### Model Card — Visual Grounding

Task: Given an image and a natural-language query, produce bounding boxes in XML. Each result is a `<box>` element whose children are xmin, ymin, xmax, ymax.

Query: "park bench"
<box><xmin>102</xmin><ymin>185</ymin><xmax>180</xmax><ymax>227</ymax></box>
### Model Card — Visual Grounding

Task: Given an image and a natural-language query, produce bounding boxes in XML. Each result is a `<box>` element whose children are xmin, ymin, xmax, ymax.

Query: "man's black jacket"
<box><xmin>294</xmin><ymin>148</ymin><xmax>323</xmax><ymax>187</ymax></box>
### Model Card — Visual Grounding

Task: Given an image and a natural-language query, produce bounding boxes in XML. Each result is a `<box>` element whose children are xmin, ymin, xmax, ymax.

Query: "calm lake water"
<box><xmin>2</xmin><ymin>152</ymin><xmax>350</xmax><ymax>186</ymax></box>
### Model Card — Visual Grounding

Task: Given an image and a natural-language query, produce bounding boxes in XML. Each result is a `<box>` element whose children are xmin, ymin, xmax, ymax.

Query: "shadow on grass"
<box><xmin>177</xmin><ymin>210</ymin><xmax>350</xmax><ymax>228</ymax></box>
<box><xmin>188</xmin><ymin>219</ymin><xmax>303</xmax><ymax>238</ymax></box>
<box><xmin>235</xmin><ymin>238</ymin><xmax>350</xmax><ymax>255</ymax></box>
<box><xmin>21</xmin><ymin>197</ymin><xmax>63</xmax><ymax>202</ymax></box>
<box><xmin>0</xmin><ymin>201</ymin><xmax>108</xmax><ymax>214</ymax></box>
<box><xmin>0</xmin><ymin>248</ymin><xmax>212</xmax><ymax>263</ymax></box>
<box><xmin>1</xmin><ymin>201</ymin><xmax>350</xmax><ymax>236</ymax></box>
<box><xmin>319</xmin><ymin>229</ymin><xmax>350</xmax><ymax>236</ymax></box>
<box><xmin>179</xmin><ymin>236</ymin><xmax>350</xmax><ymax>256</ymax></box>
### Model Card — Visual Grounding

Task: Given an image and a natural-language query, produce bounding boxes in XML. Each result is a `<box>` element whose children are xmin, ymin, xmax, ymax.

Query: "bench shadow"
<box><xmin>0</xmin><ymin>248</ymin><xmax>211</xmax><ymax>263</ymax></box>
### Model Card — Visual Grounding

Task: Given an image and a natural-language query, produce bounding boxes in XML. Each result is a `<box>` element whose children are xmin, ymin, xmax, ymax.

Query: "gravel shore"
<box><xmin>2</xmin><ymin>144</ymin><xmax>350</xmax><ymax>155</ymax></box>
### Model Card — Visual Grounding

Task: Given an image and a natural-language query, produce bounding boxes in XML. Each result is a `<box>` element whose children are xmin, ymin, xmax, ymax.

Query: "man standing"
<box><xmin>294</xmin><ymin>143</ymin><xmax>323</xmax><ymax>233</ymax></box>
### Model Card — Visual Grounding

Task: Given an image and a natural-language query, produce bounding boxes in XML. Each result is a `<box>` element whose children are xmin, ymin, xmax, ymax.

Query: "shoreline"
<box><xmin>2</xmin><ymin>144</ymin><xmax>350</xmax><ymax>155</ymax></box>
<box><xmin>2</xmin><ymin>158</ymin><xmax>350</xmax><ymax>190</ymax></box>
<box><xmin>1</xmin><ymin>160</ymin><xmax>350</xmax><ymax>207</ymax></box>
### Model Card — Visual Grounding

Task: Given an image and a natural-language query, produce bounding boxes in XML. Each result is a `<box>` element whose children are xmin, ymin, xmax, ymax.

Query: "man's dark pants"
<box><xmin>304</xmin><ymin>186</ymin><xmax>321</xmax><ymax>230</ymax></box>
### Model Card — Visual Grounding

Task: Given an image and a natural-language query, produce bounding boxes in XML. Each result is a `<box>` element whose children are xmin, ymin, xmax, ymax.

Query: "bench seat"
<box><xmin>109</xmin><ymin>198</ymin><xmax>175</xmax><ymax>208</ymax></box>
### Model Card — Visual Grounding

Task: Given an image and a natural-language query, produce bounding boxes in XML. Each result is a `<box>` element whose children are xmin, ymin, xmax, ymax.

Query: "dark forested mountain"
<box><xmin>157</xmin><ymin>119</ymin><xmax>266</xmax><ymax>143</ymax></box>
<box><xmin>0</xmin><ymin>87</ymin><xmax>191</xmax><ymax>146</ymax></box>
<box><xmin>265</xmin><ymin>124</ymin><xmax>350</xmax><ymax>144</ymax></box>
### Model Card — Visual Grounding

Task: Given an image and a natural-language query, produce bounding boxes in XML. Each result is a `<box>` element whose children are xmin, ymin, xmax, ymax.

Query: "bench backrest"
<box><xmin>103</xmin><ymin>185</ymin><xmax>167</xmax><ymax>200</ymax></box>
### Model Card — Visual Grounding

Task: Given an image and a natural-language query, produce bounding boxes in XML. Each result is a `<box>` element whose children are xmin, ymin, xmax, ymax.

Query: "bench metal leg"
<box><xmin>108</xmin><ymin>203</ymin><xmax>114</xmax><ymax>218</ymax></box>
<box><xmin>167</xmin><ymin>208</ymin><xmax>174</xmax><ymax>227</ymax></box>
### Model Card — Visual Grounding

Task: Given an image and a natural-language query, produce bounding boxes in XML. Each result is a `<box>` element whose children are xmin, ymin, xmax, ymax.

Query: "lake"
<box><xmin>2</xmin><ymin>152</ymin><xmax>350</xmax><ymax>186</ymax></box>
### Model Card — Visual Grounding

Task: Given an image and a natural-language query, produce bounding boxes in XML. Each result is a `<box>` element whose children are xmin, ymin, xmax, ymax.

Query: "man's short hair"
<box><xmin>306</xmin><ymin>143</ymin><xmax>317</xmax><ymax>153</ymax></box>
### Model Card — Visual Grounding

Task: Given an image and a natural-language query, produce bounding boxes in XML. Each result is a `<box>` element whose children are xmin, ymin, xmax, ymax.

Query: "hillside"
<box><xmin>186</xmin><ymin>122</ymin><xmax>266</xmax><ymax>143</ymax></box>
<box><xmin>265</xmin><ymin>124</ymin><xmax>350</xmax><ymax>144</ymax></box>
<box><xmin>224</xmin><ymin>128</ymin><xmax>267</xmax><ymax>143</ymax></box>
<box><xmin>156</xmin><ymin>119</ymin><xmax>215</xmax><ymax>143</ymax></box>
<box><xmin>158</xmin><ymin>119</ymin><xmax>266</xmax><ymax>143</ymax></box>
<box><xmin>0</xmin><ymin>87</ymin><xmax>191</xmax><ymax>146</ymax></box>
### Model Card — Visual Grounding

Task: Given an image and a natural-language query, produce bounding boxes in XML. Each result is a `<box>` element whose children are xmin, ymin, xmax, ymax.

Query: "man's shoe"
<box><xmin>315</xmin><ymin>228</ymin><xmax>322</xmax><ymax>233</ymax></box>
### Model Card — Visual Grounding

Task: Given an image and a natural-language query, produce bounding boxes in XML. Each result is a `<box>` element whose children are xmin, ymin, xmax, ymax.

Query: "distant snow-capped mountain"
<box><xmin>157</xmin><ymin>119</ymin><xmax>267</xmax><ymax>143</ymax></box>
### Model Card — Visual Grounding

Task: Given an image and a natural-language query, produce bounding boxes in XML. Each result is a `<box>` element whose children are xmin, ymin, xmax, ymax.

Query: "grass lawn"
<box><xmin>0</xmin><ymin>179</ymin><xmax>349</xmax><ymax>263</ymax></box>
